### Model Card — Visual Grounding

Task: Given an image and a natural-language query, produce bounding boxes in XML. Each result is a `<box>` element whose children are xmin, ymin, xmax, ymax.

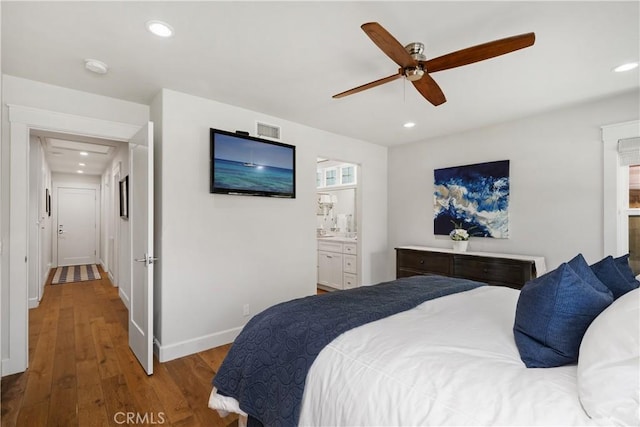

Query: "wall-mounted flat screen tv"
<box><xmin>210</xmin><ymin>128</ymin><xmax>296</xmax><ymax>198</ymax></box>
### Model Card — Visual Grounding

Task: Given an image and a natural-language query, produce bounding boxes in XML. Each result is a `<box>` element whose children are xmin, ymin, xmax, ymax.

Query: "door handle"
<box><xmin>135</xmin><ymin>255</ymin><xmax>159</xmax><ymax>264</ymax></box>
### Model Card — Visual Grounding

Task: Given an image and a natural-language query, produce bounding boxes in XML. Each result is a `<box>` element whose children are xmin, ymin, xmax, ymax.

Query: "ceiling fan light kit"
<box><xmin>333</xmin><ymin>22</ymin><xmax>535</xmax><ymax>106</ymax></box>
<box><xmin>404</xmin><ymin>66</ymin><xmax>424</xmax><ymax>82</ymax></box>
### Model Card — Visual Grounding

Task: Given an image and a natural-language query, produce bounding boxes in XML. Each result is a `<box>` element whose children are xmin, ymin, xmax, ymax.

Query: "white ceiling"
<box><xmin>32</xmin><ymin>130</ymin><xmax>121</xmax><ymax>175</ymax></box>
<box><xmin>3</xmin><ymin>1</ymin><xmax>639</xmax><ymax>148</ymax></box>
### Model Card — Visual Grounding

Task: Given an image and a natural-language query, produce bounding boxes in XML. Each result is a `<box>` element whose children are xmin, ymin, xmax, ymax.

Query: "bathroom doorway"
<box><xmin>316</xmin><ymin>158</ymin><xmax>361</xmax><ymax>291</ymax></box>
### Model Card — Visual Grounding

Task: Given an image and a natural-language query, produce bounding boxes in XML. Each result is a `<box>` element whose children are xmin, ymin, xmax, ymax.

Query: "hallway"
<box><xmin>1</xmin><ymin>268</ymin><xmax>238</xmax><ymax>426</ymax></box>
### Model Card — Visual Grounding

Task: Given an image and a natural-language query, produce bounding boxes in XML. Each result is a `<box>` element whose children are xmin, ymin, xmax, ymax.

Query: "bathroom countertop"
<box><xmin>317</xmin><ymin>235</ymin><xmax>357</xmax><ymax>243</ymax></box>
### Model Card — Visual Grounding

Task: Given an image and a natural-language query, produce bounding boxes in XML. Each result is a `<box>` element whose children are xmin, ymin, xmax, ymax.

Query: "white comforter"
<box><xmin>210</xmin><ymin>286</ymin><xmax>595</xmax><ymax>426</ymax></box>
<box><xmin>298</xmin><ymin>286</ymin><xmax>594</xmax><ymax>426</ymax></box>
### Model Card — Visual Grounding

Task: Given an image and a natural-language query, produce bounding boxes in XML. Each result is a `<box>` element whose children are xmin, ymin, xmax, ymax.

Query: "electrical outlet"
<box><xmin>243</xmin><ymin>304</ymin><xmax>250</xmax><ymax>316</ymax></box>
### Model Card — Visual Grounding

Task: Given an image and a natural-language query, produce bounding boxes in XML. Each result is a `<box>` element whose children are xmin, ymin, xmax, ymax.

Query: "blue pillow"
<box><xmin>513</xmin><ymin>263</ymin><xmax>613</xmax><ymax>368</ymax></box>
<box><xmin>613</xmin><ymin>254</ymin><xmax>640</xmax><ymax>286</ymax></box>
<box><xmin>591</xmin><ymin>256</ymin><xmax>638</xmax><ymax>299</ymax></box>
<box><xmin>567</xmin><ymin>253</ymin><xmax>612</xmax><ymax>297</ymax></box>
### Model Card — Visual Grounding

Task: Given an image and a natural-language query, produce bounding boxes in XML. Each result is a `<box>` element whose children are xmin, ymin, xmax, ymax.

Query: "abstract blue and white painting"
<box><xmin>434</xmin><ymin>160</ymin><xmax>510</xmax><ymax>238</ymax></box>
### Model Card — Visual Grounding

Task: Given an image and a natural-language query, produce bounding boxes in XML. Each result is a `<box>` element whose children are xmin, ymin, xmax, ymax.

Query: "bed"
<box><xmin>209</xmin><ymin>269</ymin><xmax>639</xmax><ymax>426</ymax></box>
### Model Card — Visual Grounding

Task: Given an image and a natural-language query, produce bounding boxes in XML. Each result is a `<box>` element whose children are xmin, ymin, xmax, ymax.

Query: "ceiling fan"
<box><xmin>333</xmin><ymin>22</ymin><xmax>535</xmax><ymax>106</ymax></box>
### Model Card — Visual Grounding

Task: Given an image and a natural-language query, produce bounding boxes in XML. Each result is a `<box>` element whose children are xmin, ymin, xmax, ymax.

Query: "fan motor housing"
<box><xmin>405</xmin><ymin>42</ymin><xmax>427</xmax><ymax>62</ymax></box>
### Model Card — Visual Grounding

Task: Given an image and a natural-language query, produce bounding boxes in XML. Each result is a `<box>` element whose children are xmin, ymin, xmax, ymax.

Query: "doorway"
<box><xmin>316</xmin><ymin>158</ymin><xmax>361</xmax><ymax>291</ymax></box>
<box><xmin>4</xmin><ymin>104</ymin><xmax>144</xmax><ymax>376</ymax></box>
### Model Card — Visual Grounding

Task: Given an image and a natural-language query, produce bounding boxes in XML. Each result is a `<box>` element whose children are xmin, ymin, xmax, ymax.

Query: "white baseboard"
<box><xmin>119</xmin><ymin>288</ymin><xmax>130</xmax><ymax>310</ymax></box>
<box><xmin>28</xmin><ymin>297</ymin><xmax>39</xmax><ymax>309</ymax></box>
<box><xmin>107</xmin><ymin>271</ymin><xmax>115</xmax><ymax>285</ymax></box>
<box><xmin>155</xmin><ymin>327</ymin><xmax>243</xmax><ymax>363</ymax></box>
<box><xmin>2</xmin><ymin>356</ymin><xmax>26</xmax><ymax>377</ymax></box>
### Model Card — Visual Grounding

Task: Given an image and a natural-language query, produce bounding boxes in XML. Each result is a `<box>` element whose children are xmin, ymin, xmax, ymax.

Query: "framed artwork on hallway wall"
<box><xmin>119</xmin><ymin>176</ymin><xmax>129</xmax><ymax>219</ymax></box>
<box><xmin>45</xmin><ymin>188</ymin><xmax>51</xmax><ymax>216</ymax></box>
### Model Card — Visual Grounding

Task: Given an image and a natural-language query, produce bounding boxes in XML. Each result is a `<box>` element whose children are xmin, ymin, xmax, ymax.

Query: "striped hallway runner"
<box><xmin>51</xmin><ymin>264</ymin><xmax>101</xmax><ymax>285</ymax></box>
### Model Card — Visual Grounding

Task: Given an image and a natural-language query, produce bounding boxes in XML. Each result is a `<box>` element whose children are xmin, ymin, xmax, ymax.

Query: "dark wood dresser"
<box><xmin>395</xmin><ymin>246</ymin><xmax>546</xmax><ymax>290</ymax></box>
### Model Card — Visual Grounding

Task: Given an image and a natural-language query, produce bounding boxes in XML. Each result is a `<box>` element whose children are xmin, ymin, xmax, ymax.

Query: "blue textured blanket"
<box><xmin>213</xmin><ymin>275</ymin><xmax>484</xmax><ymax>427</ymax></box>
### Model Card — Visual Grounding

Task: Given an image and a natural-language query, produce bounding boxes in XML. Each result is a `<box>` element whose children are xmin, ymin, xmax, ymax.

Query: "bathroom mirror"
<box><xmin>317</xmin><ymin>187</ymin><xmax>356</xmax><ymax>237</ymax></box>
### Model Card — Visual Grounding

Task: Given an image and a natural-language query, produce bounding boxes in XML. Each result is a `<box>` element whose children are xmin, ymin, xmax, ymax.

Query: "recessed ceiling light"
<box><xmin>79</xmin><ymin>151</ymin><xmax>89</xmax><ymax>156</ymax></box>
<box><xmin>613</xmin><ymin>62</ymin><xmax>639</xmax><ymax>72</ymax></box>
<box><xmin>77</xmin><ymin>170</ymin><xmax>84</xmax><ymax>174</ymax></box>
<box><xmin>146</xmin><ymin>20</ymin><xmax>174</xmax><ymax>38</ymax></box>
<box><xmin>79</xmin><ymin>163</ymin><xmax>86</xmax><ymax>166</ymax></box>
<box><xmin>403</xmin><ymin>122</ymin><xmax>416</xmax><ymax>128</ymax></box>
<box><xmin>84</xmin><ymin>59</ymin><xmax>109</xmax><ymax>74</ymax></box>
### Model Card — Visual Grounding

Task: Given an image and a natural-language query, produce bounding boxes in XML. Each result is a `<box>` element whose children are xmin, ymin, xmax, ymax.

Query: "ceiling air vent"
<box><xmin>256</xmin><ymin>122</ymin><xmax>281</xmax><ymax>140</ymax></box>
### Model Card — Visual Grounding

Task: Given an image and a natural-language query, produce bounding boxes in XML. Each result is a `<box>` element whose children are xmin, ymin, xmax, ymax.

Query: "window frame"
<box><xmin>317</xmin><ymin>163</ymin><xmax>358</xmax><ymax>189</ymax></box>
<box><xmin>602</xmin><ymin>120</ymin><xmax>640</xmax><ymax>256</ymax></box>
<box><xmin>324</xmin><ymin>167</ymin><xmax>338</xmax><ymax>187</ymax></box>
<box><xmin>340</xmin><ymin>165</ymin><xmax>356</xmax><ymax>185</ymax></box>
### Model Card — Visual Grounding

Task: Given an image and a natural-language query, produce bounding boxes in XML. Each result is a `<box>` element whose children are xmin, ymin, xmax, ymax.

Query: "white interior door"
<box><xmin>57</xmin><ymin>187</ymin><xmax>96</xmax><ymax>266</ymax></box>
<box><xmin>129</xmin><ymin>122</ymin><xmax>154</xmax><ymax>375</ymax></box>
<box><xmin>28</xmin><ymin>137</ymin><xmax>42</xmax><ymax>304</ymax></box>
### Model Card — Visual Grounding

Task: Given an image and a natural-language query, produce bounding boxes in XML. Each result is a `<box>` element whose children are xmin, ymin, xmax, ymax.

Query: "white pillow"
<box><xmin>577</xmin><ymin>288</ymin><xmax>639</xmax><ymax>425</ymax></box>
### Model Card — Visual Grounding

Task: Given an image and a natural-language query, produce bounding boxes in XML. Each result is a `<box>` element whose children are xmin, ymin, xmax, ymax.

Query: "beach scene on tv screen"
<box><xmin>213</xmin><ymin>133</ymin><xmax>294</xmax><ymax>194</ymax></box>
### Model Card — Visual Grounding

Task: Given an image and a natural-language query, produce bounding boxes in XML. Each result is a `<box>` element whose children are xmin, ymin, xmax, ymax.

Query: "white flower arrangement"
<box><xmin>449</xmin><ymin>228</ymin><xmax>470</xmax><ymax>241</ymax></box>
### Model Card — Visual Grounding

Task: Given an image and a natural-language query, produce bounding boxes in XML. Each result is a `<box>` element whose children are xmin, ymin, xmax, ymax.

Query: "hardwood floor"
<box><xmin>1</xmin><ymin>266</ymin><xmax>238</xmax><ymax>427</ymax></box>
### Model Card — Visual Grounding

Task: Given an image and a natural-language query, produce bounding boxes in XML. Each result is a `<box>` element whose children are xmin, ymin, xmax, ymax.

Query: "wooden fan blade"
<box><xmin>332</xmin><ymin>73</ymin><xmax>402</xmax><ymax>99</ymax></box>
<box><xmin>361</xmin><ymin>22</ymin><xmax>416</xmax><ymax>68</ymax></box>
<box><xmin>412</xmin><ymin>74</ymin><xmax>446</xmax><ymax>106</ymax></box>
<box><xmin>425</xmin><ymin>32</ymin><xmax>535</xmax><ymax>73</ymax></box>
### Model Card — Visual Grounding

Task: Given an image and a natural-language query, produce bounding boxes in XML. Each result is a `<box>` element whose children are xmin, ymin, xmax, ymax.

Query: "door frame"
<box><xmin>52</xmin><ymin>183</ymin><xmax>100</xmax><ymax>268</ymax></box>
<box><xmin>4</xmin><ymin>104</ymin><xmax>141</xmax><ymax>376</ymax></box>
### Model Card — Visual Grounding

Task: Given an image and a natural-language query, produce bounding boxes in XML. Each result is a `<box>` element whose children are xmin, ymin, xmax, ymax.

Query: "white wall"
<box><xmin>100</xmin><ymin>171</ymin><xmax>109</xmax><ymax>271</ymax></box>
<box><xmin>52</xmin><ymin>172</ymin><xmax>102</xmax><ymax>185</ymax></box>
<box><xmin>1</xmin><ymin>75</ymin><xmax>148</xmax><ymax>374</ymax></box>
<box><xmin>99</xmin><ymin>144</ymin><xmax>130</xmax><ymax>291</ymax></box>
<box><xmin>388</xmin><ymin>90</ymin><xmax>640</xmax><ymax>272</ymax></box>
<box><xmin>152</xmin><ymin>89</ymin><xmax>388</xmax><ymax>361</ymax></box>
<box><xmin>109</xmin><ymin>144</ymin><xmax>131</xmax><ymax>307</ymax></box>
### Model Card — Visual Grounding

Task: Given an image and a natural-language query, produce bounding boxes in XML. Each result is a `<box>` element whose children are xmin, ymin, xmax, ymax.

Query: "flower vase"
<box><xmin>452</xmin><ymin>240</ymin><xmax>469</xmax><ymax>252</ymax></box>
